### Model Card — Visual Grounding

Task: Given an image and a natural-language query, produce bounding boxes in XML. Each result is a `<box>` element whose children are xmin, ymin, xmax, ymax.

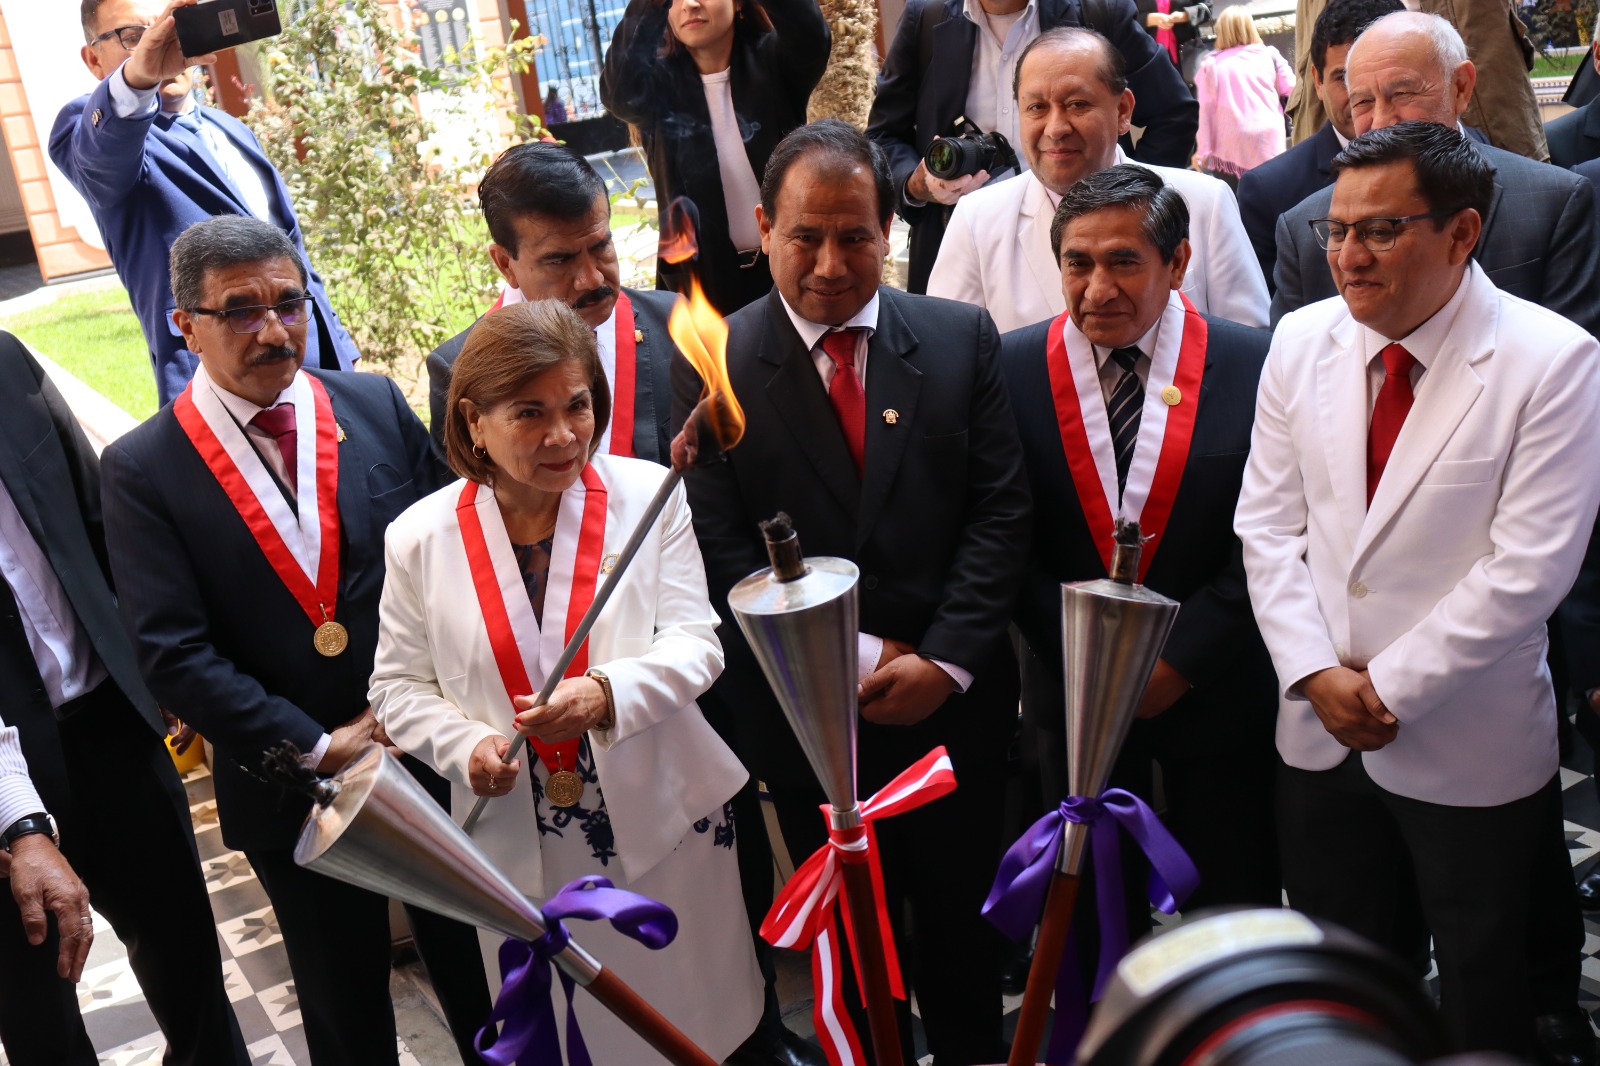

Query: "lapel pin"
<box><xmin>634</xmin><ymin>329</ymin><xmax>644</xmax><ymax>343</ymax></box>
<box><xmin>1161</xmin><ymin>386</ymin><xmax>1182</xmax><ymax>407</ymax></box>
<box><xmin>337</xmin><ymin>423</ymin><xmax>348</xmax><ymax>442</ymax></box>
<box><xmin>601</xmin><ymin>552</ymin><xmax>619</xmax><ymax>574</ymax></box>
<box><xmin>90</xmin><ymin>108</ymin><xmax>104</xmax><ymax>129</ymax></box>
<box><xmin>882</xmin><ymin>409</ymin><xmax>899</xmax><ymax>425</ymax></box>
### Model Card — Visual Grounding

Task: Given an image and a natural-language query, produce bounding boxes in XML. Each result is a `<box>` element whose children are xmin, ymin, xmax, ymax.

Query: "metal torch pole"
<box><xmin>461</xmin><ymin>469</ymin><xmax>683</xmax><ymax>833</ymax></box>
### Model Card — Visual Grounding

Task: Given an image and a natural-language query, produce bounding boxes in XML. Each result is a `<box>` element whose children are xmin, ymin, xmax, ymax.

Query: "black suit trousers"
<box><xmin>0</xmin><ymin>683</ymin><xmax>249</xmax><ymax>1066</ymax></box>
<box><xmin>1277</xmin><ymin>753</ymin><xmax>1556</xmax><ymax>1057</ymax></box>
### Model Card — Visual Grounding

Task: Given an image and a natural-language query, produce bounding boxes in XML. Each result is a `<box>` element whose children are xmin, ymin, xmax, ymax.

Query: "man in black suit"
<box><xmin>0</xmin><ymin>334</ymin><xmax>248</xmax><ymax>1065</ymax></box>
<box><xmin>866</xmin><ymin>0</ymin><xmax>1197</xmax><ymax>293</ymax></box>
<box><xmin>100</xmin><ymin>217</ymin><xmax>491</xmax><ymax>1066</ymax></box>
<box><xmin>1545</xmin><ymin>32</ymin><xmax>1600</xmax><ymax>169</ymax></box>
<box><xmin>999</xmin><ymin>164</ymin><xmax>1278</xmax><ymax>912</ymax></box>
<box><xmin>680</xmin><ymin>119</ymin><xmax>1031</xmax><ymax>1065</ymax></box>
<box><xmin>1268</xmin><ymin>11</ymin><xmax>1600</xmax><ymax>335</ymax></box>
<box><xmin>427</xmin><ymin>143</ymin><xmax>679</xmax><ymax>467</ymax></box>
<box><xmin>1237</xmin><ymin>0</ymin><xmax>1401</xmax><ymax>291</ymax></box>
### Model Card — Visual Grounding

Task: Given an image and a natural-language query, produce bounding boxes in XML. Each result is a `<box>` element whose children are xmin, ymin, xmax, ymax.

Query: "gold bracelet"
<box><xmin>585</xmin><ymin>668</ymin><xmax>615</xmax><ymax>731</ymax></box>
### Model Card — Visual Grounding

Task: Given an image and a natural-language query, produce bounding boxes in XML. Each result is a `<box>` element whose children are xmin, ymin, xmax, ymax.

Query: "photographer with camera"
<box><xmin>927</xmin><ymin>28</ymin><xmax>1266</xmax><ymax>333</ymax></box>
<box><xmin>51</xmin><ymin>0</ymin><xmax>360</xmax><ymax>408</ymax></box>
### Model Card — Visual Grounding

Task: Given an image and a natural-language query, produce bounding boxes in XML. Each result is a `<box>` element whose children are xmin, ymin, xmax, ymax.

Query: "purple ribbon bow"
<box><xmin>982</xmin><ymin>788</ymin><xmax>1199</xmax><ymax>1060</ymax></box>
<box><xmin>475</xmin><ymin>875</ymin><xmax>678</xmax><ymax>1066</ymax></box>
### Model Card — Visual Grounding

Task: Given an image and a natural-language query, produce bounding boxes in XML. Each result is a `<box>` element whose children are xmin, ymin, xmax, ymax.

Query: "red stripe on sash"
<box><xmin>609</xmin><ymin>292</ymin><xmax>637</xmax><ymax>459</ymax></box>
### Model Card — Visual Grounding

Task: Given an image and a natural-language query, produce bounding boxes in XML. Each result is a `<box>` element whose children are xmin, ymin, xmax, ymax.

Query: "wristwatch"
<box><xmin>585</xmin><ymin>668</ymin><xmax>616</xmax><ymax>731</ymax></box>
<box><xmin>2</xmin><ymin>812</ymin><xmax>59</xmax><ymax>851</ymax></box>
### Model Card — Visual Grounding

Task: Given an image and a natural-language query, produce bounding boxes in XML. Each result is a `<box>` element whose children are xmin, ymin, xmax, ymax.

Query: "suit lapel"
<box><xmin>633</xmin><ymin>301</ymin><xmax>672</xmax><ymax>466</ymax></box>
<box><xmin>760</xmin><ymin>296</ymin><xmax>862</xmax><ymax>518</ymax></box>
<box><xmin>1477</xmin><ymin>173</ymin><xmax>1506</xmax><ymax>251</ymax></box>
<box><xmin>1020</xmin><ymin>176</ymin><xmax>1060</xmax><ymax>315</ymax></box>
<box><xmin>155</xmin><ymin>112</ymin><xmax>251</xmax><ymax>217</ymax></box>
<box><xmin>326</xmin><ymin>385</ymin><xmax>366</xmax><ymax>595</ymax></box>
<box><xmin>1313</xmin><ymin>123</ymin><xmax>1342</xmax><ymax>176</ymax></box>
<box><xmin>1315</xmin><ymin>315</ymin><xmax>1371</xmax><ymax>556</ymax></box>
<box><xmin>860</xmin><ymin>293</ymin><xmax>922</xmax><ymax>546</ymax></box>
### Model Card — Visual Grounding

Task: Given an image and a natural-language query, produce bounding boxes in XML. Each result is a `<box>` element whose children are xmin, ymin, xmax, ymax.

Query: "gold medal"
<box><xmin>313</xmin><ymin>619</ymin><xmax>349</xmax><ymax>657</ymax></box>
<box><xmin>1161</xmin><ymin>385</ymin><xmax>1183</xmax><ymax>407</ymax></box>
<box><xmin>545</xmin><ymin>770</ymin><xmax>585</xmax><ymax>808</ymax></box>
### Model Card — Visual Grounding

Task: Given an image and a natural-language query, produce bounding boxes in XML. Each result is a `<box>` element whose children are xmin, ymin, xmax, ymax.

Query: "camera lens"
<box><xmin>927</xmin><ymin>138</ymin><xmax>964</xmax><ymax>179</ymax></box>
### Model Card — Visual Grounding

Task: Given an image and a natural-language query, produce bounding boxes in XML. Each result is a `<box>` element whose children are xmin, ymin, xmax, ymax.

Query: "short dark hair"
<box><xmin>81</xmin><ymin>0</ymin><xmax>108</xmax><ymax>40</ymax></box>
<box><xmin>444</xmin><ymin>300</ymin><xmax>612</xmax><ymax>484</ymax></box>
<box><xmin>480</xmin><ymin>142</ymin><xmax>608</xmax><ymax>255</ymax></box>
<box><xmin>169</xmin><ymin>216</ymin><xmax>308</xmax><ymax>311</ymax></box>
<box><xmin>1330</xmin><ymin>120</ymin><xmax>1494</xmax><ymax>224</ymax></box>
<box><xmin>1310</xmin><ymin>0</ymin><xmax>1404</xmax><ymax>75</ymax></box>
<box><xmin>1050</xmin><ymin>164</ymin><xmax>1189</xmax><ymax>262</ymax></box>
<box><xmin>761</xmin><ymin>120</ymin><xmax>895</xmax><ymax>227</ymax></box>
<box><xmin>1013</xmin><ymin>27</ymin><xmax>1127</xmax><ymax>101</ymax></box>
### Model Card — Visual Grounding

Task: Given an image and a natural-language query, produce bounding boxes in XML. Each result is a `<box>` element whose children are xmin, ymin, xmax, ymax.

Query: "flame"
<box><xmin>659</xmin><ymin>197</ymin><xmax>700</xmax><ymax>265</ymax></box>
<box><xmin>668</xmin><ymin>278</ymin><xmax>745</xmax><ymax>454</ymax></box>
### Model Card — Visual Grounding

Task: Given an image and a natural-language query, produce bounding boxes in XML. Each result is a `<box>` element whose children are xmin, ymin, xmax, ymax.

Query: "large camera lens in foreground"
<box><xmin>926</xmin><ymin>135</ymin><xmax>982</xmax><ymax>180</ymax></box>
<box><xmin>1075</xmin><ymin>909</ymin><xmax>1447</xmax><ymax>1066</ymax></box>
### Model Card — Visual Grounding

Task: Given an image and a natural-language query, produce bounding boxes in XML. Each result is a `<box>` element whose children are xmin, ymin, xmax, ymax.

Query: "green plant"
<box><xmin>242</xmin><ymin>0</ymin><xmax>544</xmax><ymax>371</ymax></box>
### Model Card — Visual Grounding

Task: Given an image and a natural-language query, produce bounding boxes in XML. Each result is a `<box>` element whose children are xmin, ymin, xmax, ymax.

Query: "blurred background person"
<box><xmin>372</xmin><ymin>300</ymin><xmax>763</xmax><ymax>1065</ymax></box>
<box><xmin>1133</xmin><ymin>0</ymin><xmax>1210</xmax><ymax>86</ymax></box>
<box><xmin>1194</xmin><ymin>7</ymin><xmax>1293</xmax><ymax>188</ymax></box>
<box><xmin>601</xmin><ymin>0</ymin><xmax>830</xmax><ymax>316</ymax></box>
<box><xmin>543</xmin><ymin>84</ymin><xmax>569</xmax><ymax>126</ymax></box>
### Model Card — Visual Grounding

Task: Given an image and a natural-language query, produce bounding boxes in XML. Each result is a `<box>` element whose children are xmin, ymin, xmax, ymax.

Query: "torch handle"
<box><xmin>461</xmin><ymin>470</ymin><xmax>684</xmax><ymax>833</ymax></box>
<box><xmin>1007</xmin><ymin>870</ymin><xmax>1082</xmax><ymax>1066</ymax></box>
<box><xmin>582</xmin><ymin>964</ymin><xmax>720</xmax><ymax>1066</ymax></box>
<box><xmin>838</xmin><ymin>859</ymin><xmax>906</xmax><ymax>1066</ymax></box>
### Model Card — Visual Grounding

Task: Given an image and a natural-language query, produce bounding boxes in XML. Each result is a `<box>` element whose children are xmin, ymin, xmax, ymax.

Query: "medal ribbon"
<box><xmin>457</xmin><ymin>467</ymin><xmax>608</xmax><ymax>781</ymax></box>
<box><xmin>610</xmin><ymin>292</ymin><xmax>637</xmax><ymax>459</ymax></box>
<box><xmin>173</xmin><ymin>373</ymin><xmax>340</xmax><ymax>629</ymax></box>
<box><xmin>760</xmin><ymin>748</ymin><xmax>957</xmax><ymax>1066</ymax></box>
<box><xmin>1044</xmin><ymin>294</ymin><xmax>1207</xmax><ymax>581</ymax></box>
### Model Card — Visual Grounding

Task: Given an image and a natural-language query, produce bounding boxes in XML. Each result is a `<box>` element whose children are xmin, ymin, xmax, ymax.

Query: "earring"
<box><xmin>472</xmin><ymin>444</ymin><xmax>488</xmax><ymax>459</ymax></box>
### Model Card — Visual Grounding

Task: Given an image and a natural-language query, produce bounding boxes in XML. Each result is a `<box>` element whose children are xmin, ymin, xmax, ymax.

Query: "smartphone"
<box><xmin>173</xmin><ymin>0</ymin><xmax>283</xmax><ymax>56</ymax></box>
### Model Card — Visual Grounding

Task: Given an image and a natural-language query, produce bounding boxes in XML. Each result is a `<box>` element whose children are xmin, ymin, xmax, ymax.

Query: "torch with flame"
<box><xmin>462</xmin><ymin>274</ymin><xmax>744</xmax><ymax>833</ymax></box>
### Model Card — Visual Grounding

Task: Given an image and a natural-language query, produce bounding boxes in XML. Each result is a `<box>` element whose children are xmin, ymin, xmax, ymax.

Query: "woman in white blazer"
<box><xmin>370</xmin><ymin>300</ymin><xmax>761</xmax><ymax>1064</ymax></box>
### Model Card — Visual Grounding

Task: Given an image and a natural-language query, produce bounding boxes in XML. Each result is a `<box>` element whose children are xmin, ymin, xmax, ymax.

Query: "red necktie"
<box><xmin>821</xmin><ymin>329</ymin><xmax>866</xmax><ymax>476</ymax></box>
<box><xmin>251</xmin><ymin>403</ymin><xmax>298</xmax><ymax>494</ymax></box>
<box><xmin>1366</xmin><ymin>343</ymin><xmax>1417</xmax><ymax>505</ymax></box>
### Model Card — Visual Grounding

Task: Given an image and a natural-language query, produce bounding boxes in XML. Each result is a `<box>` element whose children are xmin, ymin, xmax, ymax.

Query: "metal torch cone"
<box><xmin>1008</xmin><ymin>521</ymin><xmax>1181</xmax><ymax>1066</ymax></box>
<box><xmin>727</xmin><ymin>514</ymin><xmax>904</xmax><ymax>1066</ymax></box>
<box><xmin>293</xmin><ymin>745</ymin><xmax>716</xmax><ymax>1066</ymax></box>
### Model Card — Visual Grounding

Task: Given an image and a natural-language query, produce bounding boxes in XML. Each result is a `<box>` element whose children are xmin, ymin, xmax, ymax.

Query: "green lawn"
<box><xmin>0</xmin><ymin>285</ymin><xmax>156</xmax><ymax>420</ymax></box>
<box><xmin>1534</xmin><ymin>50</ymin><xmax>1587</xmax><ymax>78</ymax></box>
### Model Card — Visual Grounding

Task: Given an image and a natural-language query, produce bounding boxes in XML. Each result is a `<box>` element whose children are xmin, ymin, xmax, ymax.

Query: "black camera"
<box><xmin>924</xmin><ymin>117</ymin><xmax>1018</xmax><ymax>181</ymax></box>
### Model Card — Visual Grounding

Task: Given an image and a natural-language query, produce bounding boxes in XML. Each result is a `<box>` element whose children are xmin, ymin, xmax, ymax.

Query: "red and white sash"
<box><xmin>173</xmin><ymin>368</ymin><xmax>341</xmax><ymax>630</ymax></box>
<box><xmin>1045</xmin><ymin>292</ymin><xmax>1207</xmax><ymax>581</ymax></box>
<box><xmin>456</xmin><ymin>467</ymin><xmax>609</xmax><ymax>781</ymax></box>
<box><xmin>489</xmin><ymin>286</ymin><xmax>638</xmax><ymax>458</ymax></box>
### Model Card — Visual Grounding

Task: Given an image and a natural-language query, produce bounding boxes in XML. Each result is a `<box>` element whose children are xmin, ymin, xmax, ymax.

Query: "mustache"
<box><xmin>249</xmin><ymin>346</ymin><xmax>300</xmax><ymax>366</ymax></box>
<box><xmin>573</xmin><ymin>286</ymin><xmax>616</xmax><ymax>309</ymax></box>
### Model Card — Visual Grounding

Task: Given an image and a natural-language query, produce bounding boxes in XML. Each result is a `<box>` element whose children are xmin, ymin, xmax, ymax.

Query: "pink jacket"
<box><xmin>1196</xmin><ymin>43</ymin><xmax>1295</xmax><ymax>177</ymax></box>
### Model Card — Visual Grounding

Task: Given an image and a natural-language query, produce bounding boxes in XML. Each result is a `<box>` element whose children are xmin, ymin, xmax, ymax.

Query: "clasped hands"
<box><xmin>859</xmin><ymin>638</ymin><xmax>956</xmax><ymax>725</ymax></box>
<box><xmin>1302</xmin><ymin>665</ymin><xmax>1398</xmax><ymax>751</ymax></box>
<box><xmin>469</xmin><ymin>677</ymin><xmax>608</xmax><ymax>797</ymax></box>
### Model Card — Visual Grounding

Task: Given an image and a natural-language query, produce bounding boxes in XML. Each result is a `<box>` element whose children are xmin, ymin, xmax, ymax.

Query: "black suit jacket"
<box><xmin>101</xmin><ymin>370</ymin><xmax>446</xmax><ymax>850</ymax></box>
<box><xmin>0</xmin><ymin>335</ymin><xmax>163</xmax><ymax>820</ymax></box>
<box><xmin>1237</xmin><ymin>122</ymin><xmax>1341</xmax><ymax>294</ymax></box>
<box><xmin>1270</xmin><ymin>140</ymin><xmax>1600</xmax><ymax>336</ymax></box>
<box><xmin>866</xmin><ymin>0</ymin><xmax>1199</xmax><ymax>293</ymax></box>
<box><xmin>427</xmin><ymin>287</ymin><xmax>679</xmax><ymax>468</ymax></box>
<box><xmin>998</xmin><ymin>313</ymin><xmax>1276</xmax><ymax>751</ymax></box>
<box><xmin>1545</xmin><ymin>97</ymin><xmax>1600</xmax><ymax>169</ymax></box>
<box><xmin>677</xmin><ymin>287</ymin><xmax>1032</xmax><ymax>789</ymax></box>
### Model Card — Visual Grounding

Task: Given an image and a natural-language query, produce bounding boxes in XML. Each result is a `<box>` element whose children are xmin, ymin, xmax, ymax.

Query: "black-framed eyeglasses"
<box><xmin>90</xmin><ymin>25</ymin><xmax>148</xmax><ymax>51</ymax></box>
<box><xmin>190</xmin><ymin>298</ymin><xmax>313</xmax><ymax>334</ymax></box>
<box><xmin>1308</xmin><ymin>210</ymin><xmax>1461</xmax><ymax>252</ymax></box>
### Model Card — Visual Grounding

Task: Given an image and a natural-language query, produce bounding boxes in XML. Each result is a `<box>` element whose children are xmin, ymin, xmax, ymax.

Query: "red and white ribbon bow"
<box><xmin>760</xmin><ymin>747</ymin><xmax>957</xmax><ymax>1066</ymax></box>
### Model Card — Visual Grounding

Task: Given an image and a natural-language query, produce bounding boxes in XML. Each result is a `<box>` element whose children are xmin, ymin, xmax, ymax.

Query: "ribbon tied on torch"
<box><xmin>476</xmin><ymin>875</ymin><xmax>678</xmax><ymax>1066</ymax></box>
<box><xmin>982</xmin><ymin>788</ymin><xmax>1199</xmax><ymax>1061</ymax></box>
<box><xmin>760</xmin><ymin>747</ymin><xmax>957</xmax><ymax>1066</ymax></box>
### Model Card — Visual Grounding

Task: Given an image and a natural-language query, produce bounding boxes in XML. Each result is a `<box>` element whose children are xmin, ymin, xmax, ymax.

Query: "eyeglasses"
<box><xmin>1308</xmin><ymin>210</ymin><xmax>1461</xmax><ymax>252</ymax></box>
<box><xmin>91</xmin><ymin>24</ymin><xmax>148</xmax><ymax>51</ymax></box>
<box><xmin>190</xmin><ymin>298</ymin><xmax>313</xmax><ymax>334</ymax></box>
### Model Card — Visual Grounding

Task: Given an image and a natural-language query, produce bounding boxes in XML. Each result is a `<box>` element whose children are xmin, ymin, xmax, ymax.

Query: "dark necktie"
<box><xmin>1106</xmin><ymin>346</ymin><xmax>1143</xmax><ymax>500</ymax></box>
<box><xmin>1367</xmin><ymin>342</ymin><xmax>1417</xmax><ymax>506</ymax></box>
<box><xmin>251</xmin><ymin>404</ymin><xmax>298</xmax><ymax>494</ymax></box>
<box><xmin>821</xmin><ymin>328</ymin><xmax>867</xmax><ymax>476</ymax></box>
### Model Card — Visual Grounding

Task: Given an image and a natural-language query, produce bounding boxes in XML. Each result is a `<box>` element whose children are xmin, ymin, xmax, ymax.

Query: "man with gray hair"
<box><xmin>100</xmin><ymin>216</ymin><xmax>491</xmax><ymax>1066</ymax></box>
<box><xmin>1269</xmin><ymin>10</ymin><xmax>1600</xmax><ymax>335</ymax></box>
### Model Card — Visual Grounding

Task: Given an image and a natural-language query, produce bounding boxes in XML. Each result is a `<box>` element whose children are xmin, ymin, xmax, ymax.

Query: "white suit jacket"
<box><xmin>1235</xmin><ymin>264</ymin><xmax>1600</xmax><ymax>807</ymax></box>
<box><xmin>370</xmin><ymin>454</ymin><xmax>746</xmax><ymax>894</ymax></box>
<box><xmin>927</xmin><ymin>154</ymin><xmax>1270</xmax><ymax>333</ymax></box>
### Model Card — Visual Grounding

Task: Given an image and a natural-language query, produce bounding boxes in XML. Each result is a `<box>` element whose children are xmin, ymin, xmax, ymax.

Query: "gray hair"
<box><xmin>169</xmin><ymin>216</ymin><xmax>308</xmax><ymax>311</ymax></box>
<box><xmin>1352</xmin><ymin>11</ymin><xmax>1470</xmax><ymax>83</ymax></box>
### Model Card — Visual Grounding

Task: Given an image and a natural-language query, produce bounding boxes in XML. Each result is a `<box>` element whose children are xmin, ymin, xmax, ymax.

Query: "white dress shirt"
<box><xmin>777</xmin><ymin>291</ymin><xmax>974</xmax><ymax>692</ymax></box>
<box><xmin>962</xmin><ymin>0</ymin><xmax>1038</xmax><ymax>158</ymax></box>
<box><xmin>0</xmin><ymin>716</ymin><xmax>46</xmax><ymax>832</ymax></box>
<box><xmin>701</xmin><ymin>70</ymin><xmax>764</xmax><ymax>252</ymax></box>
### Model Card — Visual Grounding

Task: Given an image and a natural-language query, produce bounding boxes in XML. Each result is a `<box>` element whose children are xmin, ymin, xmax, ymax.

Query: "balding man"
<box><xmin>1268</xmin><ymin>11</ymin><xmax>1600</xmax><ymax>335</ymax></box>
<box><xmin>928</xmin><ymin>27</ymin><xmax>1267</xmax><ymax>334</ymax></box>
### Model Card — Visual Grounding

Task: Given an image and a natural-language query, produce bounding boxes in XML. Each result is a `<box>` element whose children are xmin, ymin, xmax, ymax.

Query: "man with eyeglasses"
<box><xmin>98</xmin><ymin>216</ymin><xmax>492</xmax><ymax>1066</ymax></box>
<box><xmin>1236</xmin><ymin>121</ymin><xmax>1600</xmax><ymax>1058</ymax></box>
<box><xmin>51</xmin><ymin>0</ymin><xmax>359</xmax><ymax>408</ymax></box>
<box><xmin>1266</xmin><ymin>11</ymin><xmax>1600</xmax><ymax>338</ymax></box>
